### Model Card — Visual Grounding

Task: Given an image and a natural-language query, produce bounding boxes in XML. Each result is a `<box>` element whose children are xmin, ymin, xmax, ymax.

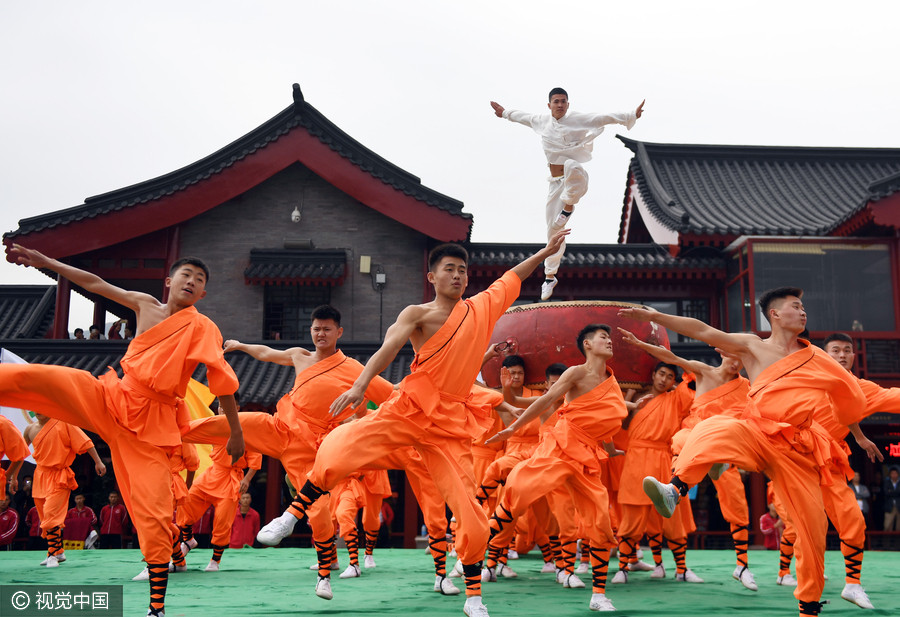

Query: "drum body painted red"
<box><xmin>481</xmin><ymin>301</ymin><xmax>670</xmax><ymax>390</ymax></box>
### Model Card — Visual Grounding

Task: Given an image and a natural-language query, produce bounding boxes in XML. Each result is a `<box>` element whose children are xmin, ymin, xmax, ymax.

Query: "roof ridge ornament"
<box><xmin>292</xmin><ymin>83</ymin><xmax>304</xmax><ymax>109</ymax></box>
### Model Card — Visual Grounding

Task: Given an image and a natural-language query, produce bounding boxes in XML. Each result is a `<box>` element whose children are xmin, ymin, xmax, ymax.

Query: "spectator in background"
<box><xmin>0</xmin><ymin>496</ymin><xmax>19</xmax><ymax>549</ymax></box>
<box><xmin>64</xmin><ymin>493</ymin><xmax>98</xmax><ymax>547</ymax></box>
<box><xmin>72</xmin><ymin>328</ymin><xmax>85</xmax><ymax>340</ymax></box>
<box><xmin>99</xmin><ymin>490</ymin><xmax>129</xmax><ymax>549</ymax></box>
<box><xmin>88</xmin><ymin>325</ymin><xmax>102</xmax><ymax>340</ymax></box>
<box><xmin>229</xmin><ymin>493</ymin><xmax>259</xmax><ymax>549</ymax></box>
<box><xmin>759</xmin><ymin>503</ymin><xmax>783</xmax><ymax>550</ymax></box>
<box><xmin>850</xmin><ymin>472</ymin><xmax>871</xmax><ymax>524</ymax></box>
<box><xmin>884</xmin><ymin>466</ymin><xmax>900</xmax><ymax>532</ymax></box>
<box><xmin>25</xmin><ymin>505</ymin><xmax>43</xmax><ymax>550</ymax></box>
<box><xmin>869</xmin><ymin>471</ymin><xmax>884</xmax><ymax>531</ymax></box>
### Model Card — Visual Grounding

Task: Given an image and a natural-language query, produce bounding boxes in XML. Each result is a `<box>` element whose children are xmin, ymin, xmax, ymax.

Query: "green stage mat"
<box><xmin>0</xmin><ymin>548</ymin><xmax>896</xmax><ymax>616</ymax></box>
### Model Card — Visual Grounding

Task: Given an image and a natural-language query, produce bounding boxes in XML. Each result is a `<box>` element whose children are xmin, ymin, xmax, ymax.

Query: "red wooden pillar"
<box><xmin>92</xmin><ymin>302</ymin><xmax>106</xmax><ymax>332</ymax></box>
<box><xmin>749</xmin><ymin>471</ymin><xmax>767</xmax><ymax>545</ymax></box>
<box><xmin>403</xmin><ymin>472</ymin><xmax>417</xmax><ymax>548</ymax></box>
<box><xmin>52</xmin><ymin>277</ymin><xmax>71</xmax><ymax>339</ymax></box>
<box><xmin>265</xmin><ymin>457</ymin><xmax>282</xmax><ymax>524</ymax></box>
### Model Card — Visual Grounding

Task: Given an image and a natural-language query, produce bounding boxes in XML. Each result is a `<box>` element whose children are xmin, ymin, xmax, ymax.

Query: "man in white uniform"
<box><xmin>491</xmin><ymin>89</ymin><xmax>644</xmax><ymax>300</ymax></box>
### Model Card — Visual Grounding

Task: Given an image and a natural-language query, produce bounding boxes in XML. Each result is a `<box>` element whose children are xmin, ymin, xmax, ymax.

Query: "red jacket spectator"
<box><xmin>26</xmin><ymin>506</ymin><xmax>41</xmax><ymax>537</ymax></box>
<box><xmin>229</xmin><ymin>507</ymin><xmax>260</xmax><ymax>548</ymax></box>
<box><xmin>0</xmin><ymin>498</ymin><xmax>19</xmax><ymax>547</ymax></box>
<box><xmin>100</xmin><ymin>503</ymin><xmax>129</xmax><ymax>535</ymax></box>
<box><xmin>63</xmin><ymin>495</ymin><xmax>97</xmax><ymax>542</ymax></box>
<box><xmin>759</xmin><ymin>507</ymin><xmax>783</xmax><ymax>550</ymax></box>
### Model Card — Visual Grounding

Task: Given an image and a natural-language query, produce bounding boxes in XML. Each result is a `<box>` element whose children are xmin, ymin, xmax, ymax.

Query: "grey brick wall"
<box><xmin>181</xmin><ymin>163</ymin><xmax>430</xmax><ymax>341</ymax></box>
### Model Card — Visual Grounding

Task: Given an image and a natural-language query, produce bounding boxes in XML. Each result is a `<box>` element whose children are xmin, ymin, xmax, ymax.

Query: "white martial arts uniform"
<box><xmin>501</xmin><ymin>108</ymin><xmax>637</xmax><ymax>277</ymax></box>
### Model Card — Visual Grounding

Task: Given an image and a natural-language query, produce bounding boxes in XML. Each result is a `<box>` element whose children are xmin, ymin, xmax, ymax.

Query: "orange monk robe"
<box><xmin>182</xmin><ymin>350</ymin><xmax>394</xmax><ymax>545</ymax></box>
<box><xmin>310</xmin><ymin>271</ymin><xmax>521</xmax><ymax>571</ymax></box>
<box><xmin>490</xmin><ymin>370</ymin><xmax>627</xmax><ymax>593</ymax></box>
<box><xmin>31</xmin><ymin>419</ymin><xmax>94</xmax><ymax>533</ymax></box>
<box><xmin>470</xmin><ymin>386</ymin><xmax>506</xmax><ymax>496</ymax></box>
<box><xmin>671</xmin><ymin>376</ymin><xmax>751</xmax><ymax>530</ymax></box>
<box><xmin>618</xmin><ymin>380</ymin><xmax>693</xmax><ymax>551</ymax></box>
<box><xmin>0</xmin><ymin>415</ymin><xmax>29</xmax><ymax>501</ymax></box>
<box><xmin>809</xmin><ymin>373</ymin><xmax>900</xmax><ymax>584</ymax></box>
<box><xmin>600</xmin><ymin>426</ymin><xmax>628</xmax><ymax>531</ymax></box>
<box><xmin>673</xmin><ymin>340</ymin><xmax>865</xmax><ymax>611</ymax></box>
<box><xmin>0</xmin><ymin>307</ymin><xmax>239</xmax><ymax>565</ymax></box>
<box><xmin>177</xmin><ymin>445</ymin><xmax>262</xmax><ymax>547</ymax></box>
<box><xmin>170</xmin><ymin>443</ymin><xmax>199</xmax><ymax>506</ymax></box>
<box><xmin>358</xmin><ymin>469</ymin><xmax>392</xmax><ymax>535</ymax></box>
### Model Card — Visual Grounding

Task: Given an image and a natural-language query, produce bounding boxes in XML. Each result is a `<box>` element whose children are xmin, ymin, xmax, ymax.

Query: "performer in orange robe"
<box><xmin>1</xmin><ymin>247</ymin><xmax>244</xmax><ymax>617</ymax></box>
<box><xmin>0</xmin><ymin>415</ymin><xmax>29</xmax><ymax>501</ymax></box>
<box><xmin>614</xmin><ymin>366</ymin><xmax>696</xmax><ymax>583</ymax></box>
<box><xmin>483</xmin><ymin>324</ymin><xmax>627</xmax><ymax>613</ymax></box>
<box><xmin>625</xmin><ymin>288</ymin><xmax>865</xmax><ymax>617</ymax></box>
<box><xmin>618</xmin><ymin>326</ymin><xmax>756</xmax><ymax>589</ymax></box>
<box><xmin>175</xmin><ymin>442</ymin><xmax>261</xmax><ymax>572</ymax></box>
<box><xmin>181</xmin><ymin>306</ymin><xmax>393</xmax><ymax>599</ymax></box>
<box><xmin>262</xmin><ymin>234</ymin><xmax>566</xmax><ymax>616</ymax></box>
<box><xmin>24</xmin><ymin>414</ymin><xmax>106</xmax><ymax>566</ymax></box>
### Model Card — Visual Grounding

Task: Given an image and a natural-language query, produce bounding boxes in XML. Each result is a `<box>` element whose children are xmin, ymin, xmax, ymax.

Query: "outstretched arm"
<box><xmin>509</xmin><ymin>229</ymin><xmax>569</xmax><ymax>281</ymax></box>
<box><xmin>490</xmin><ymin>101</ymin><xmax>505</xmax><ymax>117</ymax></box>
<box><xmin>848</xmin><ymin>423</ymin><xmax>884</xmax><ymax>463</ymax></box>
<box><xmin>618</xmin><ymin>305</ymin><xmax>756</xmax><ymax>357</ymax></box>
<box><xmin>223</xmin><ymin>340</ymin><xmax>299</xmax><ymax>367</ymax></box>
<box><xmin>486</xmin><ymin>368</ymin><xmax>576</xmax><ymax>444</ymax></box>
<box><xmin>218</xmin><ymin>394</ymin><xmax>245</xmax><ymax>464</ymax></box>
<box><xmin>87</xmin><ymin>447</ymin><xmax>107</xmax><ymax>477</ymax></box>
<box><xmin>8</xmin><ymin>244</ymin><xmax>153</xmax><ymax>312</ymax></box>
<box><xmin>330</xmin><ymin>305</ymin><xmax>422</xmax><ymax>416</ymax></box>
<box><xmin>617</xmin><ymin>327</ymin><xmax>710</xmax><ymax>375</ymax></box>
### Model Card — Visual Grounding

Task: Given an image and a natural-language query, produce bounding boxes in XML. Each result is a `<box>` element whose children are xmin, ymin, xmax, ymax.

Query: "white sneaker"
<box><xmin>650</xmin><ymin>564</ymin><xmax>666</xmax><ymax>579</ymax></box>
<box><xmin>204</xmin><ymin>560</ymin><xmax>219</xmax><ymax>572</ymax></box>
<box><xmin>309</xmin><ymin>561</ymin><xmax>339</xmax><ymax>571</ymax></box>
<box><xmin>45</xmin><ymin>555</ymin><xmax>59</xmax><ymax>568</ymax></box>
<box><xmin>256</xmin><ymin>511</ymin><xmax>298</xmax><ymax>546</ymax></box>
<box><xmin>169</xmin><ymin>562</ymin><xmax>186</xmax><ymax>573</ymax></box>
<box><xmin>507</xmin><ymin>549</ymin><xmax>518</xmax><ymax>560</ymax></box>
<box><xmin>542</xmin><ymin>561</ymin><xmax>557</xmax><ymax>573</ymax></box>
<box><xmin>84</xmin><ymin>530</ymin><xmax>99</xmax><ymax>550</ymax></box>
<box><xmin>315</xmin><ymin>576</ymin><xmax>333</xmax><ymax>600</ymax></box>
<box><xmin>481</xmin><ymin>566</ymin><xmax>497</xmax><ymax>582</ymax></box>
<box><xmin>628</xmin><ymin>560</ymin><xmax>655</xmax><ymax>572</ymax></box>
<box><xmin>611</xmin><ymin>569</ymin><xmax>628</xmax><ymax>584</ymax></box>
<box><xmin>363</xmin><ymin>554</ymin><xmax>376</xmax><ymax>569</ymax></box>
<box><xmin>181</xmin><ymin>537</ymin><xmax>198</xmax><ymax>557</ymax></box>
<box><xmin>675</xmin><ymin>569</ymin><xmax>704</xmax><ymax>583</ymax></box>
<box><xmin>132</xmin><ymin>567</ymin><xmax>149</xmax><ymax>581</ymax></box>
<box><xmin>339</xmin><ymin>564</ymin><xmax>361</xmax><ymax>579</ymax></box>
<box><xmin>449</xmin><ymin>547</ymin><xmax>457</xmax><ymax>558</ymax></box>
<box><xmin>449</xmin><ymin>559</ymin><xmax>464</xmax><ymax>578</ymax></box>
<box><xmin>463</xmin><ymin>596</ymin><xmax>490</xmax><ymax>617</ymax></box>
<box><xmin>146</xmin><ymin>611</ymin><xmax>164</xmax><ymax>617</ymax></box>
<box><xmin>589</xmin><ymin>593</ymin><xmax>616</xmax><ymax>612</ymax></box>
<box><xmin>776</xmin><ymin>573</ymin><xmax>797</xmax><ymax>586</ymax></box>
<box><xmin>841</xmin><ymin>583</ymin><xmax>874</xmax><ymax>609</ymax></box>
<box><xmin>708</xmin><ymin>463</ymin><xmax>730</xmax><ymax>481</ymax></box>
<box><xmin>557</xmin><ymin>570</ymin><xmax>585</xmax><ymax>588</ymax></box>
<box><xmin>733</xmin><ymin>566</ymin><xmax>758</xmax><ymax>591</ymax></box>
<box><xmin>643</xmin><ymin>476</ymin><xmax>680</xmax><ymax>518</ymax></box>
<box><xmin>540</xmin><ymin>278</ymin><xmax>559</xmax><ymax>301</ymax></box>
<box><xmin>575</xmin><ymin>562</ymin><xmax>591</xmax><ymax>574</ymax></box>
<box><xmin>498</xmin><ymin>563</ymin><xmax>518</xmax><ymax>578</ymax></box>
<box><xmin>40</xmin><ymin>553</ymin><xmax>66</xmax><ymax>566</ymax></box>
<box><xmin>434</xmin><ymin>575</ymin><xmax>461</xmax><ymax>595</ymax></box>
<box><xmin>635</xmin><ymin>547</ymin><xmax>644</xmax><ymax>559</ymax></box>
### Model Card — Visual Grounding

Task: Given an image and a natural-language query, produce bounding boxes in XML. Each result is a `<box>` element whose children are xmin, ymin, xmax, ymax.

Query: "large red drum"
<box><xmin>481</xmin><ymin>300</ymin><xmax>670</xmax><ymax>390</ymax></box>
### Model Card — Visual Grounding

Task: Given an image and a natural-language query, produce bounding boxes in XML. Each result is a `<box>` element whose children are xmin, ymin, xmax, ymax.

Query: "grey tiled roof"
<box><xmin>0</xmin><ymin>286</ymin><xmax>56</xmax><ymax>339</ymax></box>
<box><xmin>244</xmin><ymin>249</ymin><xmax>347</xmax><ymax>285</ymax></box>
<box><xmin>0</xmin><ymin>340</ymin><xmax>413</xmax><ymax>408</ymax></box>
<box><xmin>618</xmin><ymin>136</ymin><xmax>900</xmax><ymax>237</ymax></box>
<box><xmin>5</xmin><ymin>84</ymin><xmax>469</xmax><ymax>241</ymax></box>
<box><xmin>469</xmin><ymin>243</ymin><xmax>726</xmax><ymax>271</ymax></box>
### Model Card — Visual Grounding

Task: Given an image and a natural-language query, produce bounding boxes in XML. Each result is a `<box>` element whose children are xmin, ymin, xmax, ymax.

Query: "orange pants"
<box><xmin>310</xmin><ymin>404</ymin><xmax>486</xmax><ymax>565</ymax></box>
<box><xmin>182</xmin><ymin>412</ymin><xmax>335</xmax><ymax>543</ymax></box>
<box><xmin>675</xmin><ymin>415</ymin><xmax>826</xmax><ymax>606</ymax></box>
<box><xmin>34</xmin><ymin>489</ymin><xmax>69</xmax><ymax>534</ymax></box>
<box><xmin>821</xmin><ymin>465</ymin><xmax>865</xmax><ymax>584</ymax></box>
<box><xmin>0</xmin><ymin>364</ymin><xmax>177</xmax><ymax>564</ymax></box>
<box><xmin>367</xmin><ymin>450</ymin><xmax>448</xmax><ymax>539</ymax></box>
<box><xmin>176</xmin><ymin>487</ymin><xmax>237</xmax><ymax>547</ymax></box>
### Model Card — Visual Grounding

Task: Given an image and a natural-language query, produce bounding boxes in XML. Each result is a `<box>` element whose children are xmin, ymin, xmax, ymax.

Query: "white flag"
<box><xmin>0</xmin><ymin>348</ymin><xmax>36</xmax><ymax>463</ymax></box>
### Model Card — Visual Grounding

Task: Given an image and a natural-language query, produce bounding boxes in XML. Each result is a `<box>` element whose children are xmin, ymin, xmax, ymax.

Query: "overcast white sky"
<box><xmin>2</xmin><ymin>1</ymin><xmax>899</xmax><ymax>329</ymax></box>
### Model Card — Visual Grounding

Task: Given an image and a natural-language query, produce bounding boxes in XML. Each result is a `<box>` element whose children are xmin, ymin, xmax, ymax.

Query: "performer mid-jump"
<box><xmin>491</xmin><ymin>89</ymin><xmax>644</xmax><ymax>300</ymax></box>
